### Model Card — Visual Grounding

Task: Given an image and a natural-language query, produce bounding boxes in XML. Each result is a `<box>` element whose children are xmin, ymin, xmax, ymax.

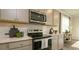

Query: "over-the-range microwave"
<box><xmin>29</xmin><ymin>10</ymin><xmax>46</xmax><ymax>24</ymax></box>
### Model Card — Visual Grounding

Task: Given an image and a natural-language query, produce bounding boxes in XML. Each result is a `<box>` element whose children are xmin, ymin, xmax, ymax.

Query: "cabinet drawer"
<box><xmin>0</xmin><ymin>44</ymin><xmax>8</xmax><ymax>50</ymax></box>
<box><xmin>9</xmin><ymin>40</ymin><xmax>32</xmax><ymax>49</ymax></box>
<box><xmin>13</xmin><ymin>45</ymin><xmax>32</xmax><ymax>50</ymax></box>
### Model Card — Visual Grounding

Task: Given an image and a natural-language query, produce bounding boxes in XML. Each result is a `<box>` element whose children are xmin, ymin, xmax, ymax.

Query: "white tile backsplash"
<box><xmin>0</xmin><ymin>27</ymin><xmax>10</xmax><ymax>38</ymax></box>
<box><xmin>43</xmin><ymin>26</ymin><xmax>52</xmax><ymax>34</ymax></box>
<box><xmin>0</xmin><ymin>26</ymin><xmax>28</xmax><ymax>38</ymax></box>
<box><xmin>0</xmin><ymin>24</ymin><xmax>52</xmax><ymax>38</ymax></box>
<box><xmin>18</xmin><ymin>27</ymin><xmax>28</xmax><ymax>37</ymax></box>
<box><xmin>28</xmin><ymin>24</ymin><xmax>43</xmax><ymax>30</ymax></box>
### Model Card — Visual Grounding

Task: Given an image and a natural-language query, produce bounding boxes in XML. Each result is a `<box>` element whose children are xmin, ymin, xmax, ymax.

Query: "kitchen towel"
<box><xmin>44</xmin><ymin>39</ymin><xmax>49</xmax><ymax>48</ymax></box>
<box><xmin>41</xmin><ymin>39</ymin><xmax>48</xmax><ymax>49</ymax></box>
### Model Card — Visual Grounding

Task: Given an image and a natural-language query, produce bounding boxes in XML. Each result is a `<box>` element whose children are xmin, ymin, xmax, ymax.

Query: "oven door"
<box><xmin>42</xmin><ymin>37</ymin><xmax>53</xmax><ymax>50</ymax></box>
<box><xmin>32</xmin><ymin>37</ymin><xmax>53</xmax><ymax>50</ymax></box>
<box><xmin>33</xmin><ymin>39</ymin><xmax>42</xmax><ymax>50</ymax></box>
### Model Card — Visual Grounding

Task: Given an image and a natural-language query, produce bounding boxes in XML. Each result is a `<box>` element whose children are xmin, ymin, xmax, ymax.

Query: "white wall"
<box><xmin>72</xmin><ymin>16</ymin><xmax>79</xmax><ymax>40</ymax></box>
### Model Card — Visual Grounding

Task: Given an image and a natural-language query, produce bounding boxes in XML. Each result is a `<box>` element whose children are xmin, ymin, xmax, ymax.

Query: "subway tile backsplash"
<box><xmin>0</xmin><ymin>26</ymin><xmax>28</xmax><ymax>38</ymax></box>
<box><xmin>0</xmin><ymin>24</ymin><xmax>52</xmax><ymax>38</ymax></box>
<box><xmin>0</xmin><ymin>27</ymin><xmax>10</xmax><ymax>38</ymax></box>
<box><xmin>43</xmin><ymin>26</ymin><xmax>53</xmax><ymax>34</ymax></box>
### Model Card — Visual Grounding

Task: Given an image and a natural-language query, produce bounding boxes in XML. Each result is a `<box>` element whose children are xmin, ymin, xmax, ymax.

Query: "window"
<box><xmin>61</xmin><ymin>15</ymin><xmax>70</xmax><ymax>33</ymax></box>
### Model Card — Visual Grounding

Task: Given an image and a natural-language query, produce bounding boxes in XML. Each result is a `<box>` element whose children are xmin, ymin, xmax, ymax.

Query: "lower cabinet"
<box><xmin>52</xmin><ymin>35</ymin><xmax>59</xmax><ymax>50</ymax></box>
<box><xmin>0</xmin><ymin>44</ymin><xmax>8</xmax><ymax>50</ymax></box>
<box><xmin>52</xmin><ymin>34</ymin><xmax>64</xmax><ymax>50</ymax></box>
<box><xmin>0</xmin><ymin>39</ymin><xmax>32</xmax><ymax>50</ymax></box>
<box><xmin>0</xmin><ymin>36</ymin><xmax>63</xmax><ymax>50</ymax></box>
<box><xmin>8</xmin><ymin>40</ymin><xmax>32</xmax><ymax>49</ymax></box>
<box><xmin>13</xmin><ymin>45</ymin><xmax>32</xmax><ymax>50</ymax></box>
<box><xmin>58</xmin><ymin>34</ymin><xmax>64</xmax><ymax>50</ymax></box>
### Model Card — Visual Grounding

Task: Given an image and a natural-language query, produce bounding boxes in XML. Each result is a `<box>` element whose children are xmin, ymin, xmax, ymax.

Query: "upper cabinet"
<box><xmin>0</xmin><ymin>9</ymin><xmax>60</xmax><ymax>26</ymax></box>
<box><xmin>53</xmin><ymin>10</ymin><xmax>60</xmax><ymax>26</ymax></box>
<box><xmin>16</xmin><ymin>9</ymin><xmax>29</xmax><ymax>23</ymax></box>
<box><xmin>0</xmin><ymin>9</ymin><xmax>17</xmax><ymax>20</ymax></box>
<box><xmin>46</xmin><ymin>9</ymin><xmax>54</xmax><ymax>25</ymax></box>
<box><xmin>53</xmin><ymin>10</ymin><xmax>60</xmax><ymax>34</ymax></box>
<box><xmin>0</xmin><ymin>9</ymin><xmax>29</xmax><ymax>23</ymax></box>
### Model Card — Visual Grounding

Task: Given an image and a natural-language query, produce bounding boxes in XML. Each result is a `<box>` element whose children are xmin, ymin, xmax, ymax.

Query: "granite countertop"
<box><xmin>0</xmin><ymin>36</ymin><xmax>32</xmax><ymax>44</ymax></box>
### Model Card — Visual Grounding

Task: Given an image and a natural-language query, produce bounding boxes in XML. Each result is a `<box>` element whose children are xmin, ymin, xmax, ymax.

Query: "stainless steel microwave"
<box><xmin>29</xmin><ymin>10</ymin><xmax>46</xmax><ymax>24</ymax></box>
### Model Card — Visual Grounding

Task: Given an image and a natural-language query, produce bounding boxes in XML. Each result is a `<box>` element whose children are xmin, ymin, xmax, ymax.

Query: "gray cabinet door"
<box><xmin>53</xmin><ymin>10</ymin><xmax>60</xmax><ymax>26</ymax></box>
<box><xmin>52</xmin><ymin>35</ymin><xmax>59</xmax><ymax>50</ymax></box>
<box><xmin>16</xmin><ymin>9</ymin><xmax>29</xmax><ymax>23</ymax></box>
<box><xmin>0</xmin><ymin>44</ymin><xmax>8</xmax><ymax>50</ymax></box>
<box><xmin>58</xmin><ymin>34</ymin><xmax>64</xmax><ymax>49</ymax></box>
<box><xmin>46</xmin><ymin>9</ymin><xmax>53</xmax><ymax>25</ymax></box>
<box><xmin>9</xmin><ymin>40</ymin><xmax>32</xmax><ymax>49</ymax></box>
<box><xmin>53</xmin><ymin>10</ymin><xmax>60</xmax><ymax>34</ymax></box>
<box><xmin>1</xmin><ymin>9</ymin><xmax>17</xmax><ymax>20</ymax></box>
<box><xmin>13</xmin><ymin>45</ymin><xmax>32</xmax><ymax>50</ymax></box>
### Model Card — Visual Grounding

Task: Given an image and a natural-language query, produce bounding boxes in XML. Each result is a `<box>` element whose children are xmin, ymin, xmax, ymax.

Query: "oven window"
<box><xmin>48</xmin><ymin>39</ymin><xmax>52</xmax><ymax>50</ymax></box>
<box><xmin>33</xmin><ymin>41</ymin><xmax>42</xmax><ymax>50</ymax></box>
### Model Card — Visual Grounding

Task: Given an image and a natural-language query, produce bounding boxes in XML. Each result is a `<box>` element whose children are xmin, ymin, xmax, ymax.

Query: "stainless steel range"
<box><xmin>27</xmin><ymin>29</ymin><xmax>53</xmax><ymax>50</ymax></box>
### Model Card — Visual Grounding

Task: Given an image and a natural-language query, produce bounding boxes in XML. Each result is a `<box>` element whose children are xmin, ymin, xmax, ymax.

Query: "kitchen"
<box><xmin>0</xmin><ymin>9</ymin><xmax>72</xmax><ymax>50</ymax></box>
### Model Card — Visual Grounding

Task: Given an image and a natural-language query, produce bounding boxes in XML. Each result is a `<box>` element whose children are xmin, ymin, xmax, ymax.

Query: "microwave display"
<box><xmin>30</xmin><ymin>11</ymin><xmax>46</xmax><ymax>22</ymax></box>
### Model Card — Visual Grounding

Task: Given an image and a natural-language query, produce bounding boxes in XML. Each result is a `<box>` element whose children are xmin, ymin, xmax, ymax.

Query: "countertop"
<box><xmin>0</xmin><ymin>34</ymin><xmax>62</xmax><ymax>44</ymax></box>
<box><xmin>0</xmin><ymin>36</ymin><xmax>32</xmax><ymax>44</ymax></box>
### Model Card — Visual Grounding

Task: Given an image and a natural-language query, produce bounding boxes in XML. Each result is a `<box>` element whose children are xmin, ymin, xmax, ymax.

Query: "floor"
<box><xmin>64</xmin><ymin>40</ymin><xmax>79</xmax><ymax>50</ymax></box>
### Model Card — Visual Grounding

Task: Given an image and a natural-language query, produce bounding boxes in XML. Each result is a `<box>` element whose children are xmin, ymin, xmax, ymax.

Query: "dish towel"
<box><xmin>41</xmin><ymin>39</ymin><xmax>45</xmax><ymax>49</ymax></box>
<box><xmin>41</xmin><ymin>39</ymin><xmax>49</xmax><ymax>49</ymax></box>
<box><xmin>44</xmin><ymin>39</ymin><xmax>48</xmax><ymax>48</ymax></box>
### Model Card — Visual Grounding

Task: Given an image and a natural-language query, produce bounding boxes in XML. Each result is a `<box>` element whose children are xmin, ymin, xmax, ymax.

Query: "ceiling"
<box><xmin>60</xmin><ymin>9</ymin><xmax>79</xmax><ymax>17</ymax></box>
